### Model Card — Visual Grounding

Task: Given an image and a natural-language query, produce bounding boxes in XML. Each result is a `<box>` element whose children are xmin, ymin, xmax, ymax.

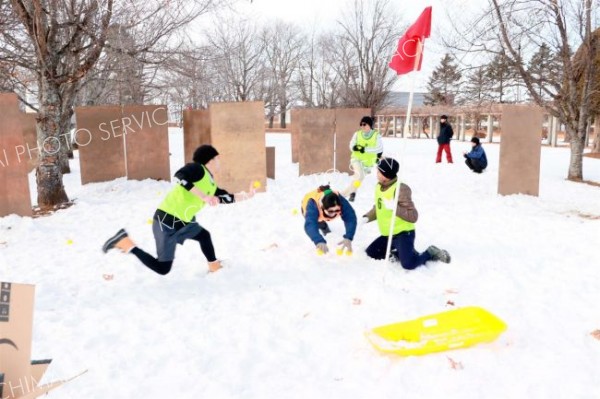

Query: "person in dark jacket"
<box><xmin>436</xmin><ymin>115</ymin><xmax>454</xmax><ymax>163</ymax></box>
<box><xmin>464</xmin><ymin>137</ymin><xmax>488</xmax><ymax>173</ymax></box>
<box><xmin>301</xmin><ymin>186</ymin><xmax>357</xmax><ymax>255</ymax></box>
<box><xmin>362</xmin><ymin>157</ymin><xmax>450</xmax><ymax>269</ymax></box>
<box><xmin>101</xmin><ymin>145</ymin><xmax>255</xmax><ymax>274</ymax></box>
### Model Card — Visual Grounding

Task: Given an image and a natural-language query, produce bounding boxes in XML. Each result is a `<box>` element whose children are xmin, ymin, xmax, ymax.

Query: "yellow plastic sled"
<box><xmin>365</xmin><ymin>306</ymin><xmax>507</xmax><ymax>356</ymax></box>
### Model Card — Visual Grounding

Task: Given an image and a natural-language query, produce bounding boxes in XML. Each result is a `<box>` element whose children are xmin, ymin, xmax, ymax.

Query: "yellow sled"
<box><xmin>365</xmin><ymin>306</ymin><xmax>507</xmax><ymax>356</ymax></box>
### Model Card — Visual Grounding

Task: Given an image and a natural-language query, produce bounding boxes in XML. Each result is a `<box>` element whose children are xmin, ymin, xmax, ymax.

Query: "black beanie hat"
<box><xmin>193</xmin><ymin>145</ymin><xmax>219</xmax><ymax>165</ymax></box>
<box><xmin>440</xmin><ymin>114</ymin><xmax>448</xmax><ymax>120</ymax></box>
<box><xmin>377</xmin><ymin>157</ymin><xmax>400</xmax><ymax>179</ymax></box>
<box><xmin>471</xmin><ymin>137</ymin><xmax>480</xmax><ymax>145</ymax></box>
<box><xmin>360</xmin><ymin>116</ymin><xmax>373</xmax><ymax>128</ymax></box>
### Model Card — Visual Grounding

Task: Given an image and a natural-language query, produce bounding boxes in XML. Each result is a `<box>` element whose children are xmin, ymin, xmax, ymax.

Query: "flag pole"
<box><xmin>384</xmin><ymin>38</ymin><xmax>424</xmax><ymax>265</ymax></box>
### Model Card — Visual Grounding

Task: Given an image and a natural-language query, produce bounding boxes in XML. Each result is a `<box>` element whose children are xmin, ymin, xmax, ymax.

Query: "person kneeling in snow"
<box><xmin>463</xmin><ymin>137</ymin><xmax>488</xmax><ymax>173</ymax></box>
<box><xmin>362</xmin><ymin>157</ymin><xmax>451</xmax><ymax>269</ymax></box>
<box><xmin>301</xmin><ymin>186</ymin><xmax>357</xmax><ymax>254</ymax></box>
<box><xmin>102</xmin><ymin>145</ymin><xmax>254</xmax><ymax>274</ymax></box>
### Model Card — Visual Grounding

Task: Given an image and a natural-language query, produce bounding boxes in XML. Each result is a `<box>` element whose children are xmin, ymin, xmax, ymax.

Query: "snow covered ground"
<box><xmin>1</xmin><ymin>129</ymin><xmax>600</xmax><ymax>399</ymax></box>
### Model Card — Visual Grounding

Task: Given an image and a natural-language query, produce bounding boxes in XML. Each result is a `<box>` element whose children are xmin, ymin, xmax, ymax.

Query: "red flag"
<box><xmin>389</xmin><ymin>6</ymin><xmax>432</xmax><ymax>75</ymax></box>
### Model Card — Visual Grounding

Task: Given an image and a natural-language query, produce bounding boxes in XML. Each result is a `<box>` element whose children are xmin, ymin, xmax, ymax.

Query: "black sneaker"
<box><xmin>427</xmin><ymin>245</ymin><xmax>451</xmax><ymax>263</ymax></box>
<box><xmin>318</xmin><ymin>221</ymin><xmax>331</xmax><ymax>236</ymax></box>
<box><xmin>348</xmin><ymin>193</ymin><xmax>356</xmax><ymax>202</ymax></box>
<box><xmin>102</xmin><ymin>229</ymin><xmax>128</xmax><ymax>253</ymax></box>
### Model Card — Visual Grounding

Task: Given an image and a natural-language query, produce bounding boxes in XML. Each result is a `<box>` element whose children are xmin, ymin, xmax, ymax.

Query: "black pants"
<box><xmin>465</xmin><ymin>158</ymin><xmax>485</xmax><ymax>173</ymax></box>
<box><xmin>131</xmin><ymin>229</ymin><xmax>216</xmax><ymax>275</ymax></box>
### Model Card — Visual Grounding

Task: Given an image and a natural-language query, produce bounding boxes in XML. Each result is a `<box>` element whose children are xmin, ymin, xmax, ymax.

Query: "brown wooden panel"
<box><xmin>75</xmin><ymin>106</ymin><xmax>125</xmax><ymax>184</ymax></box>
<box><xmin>498</xmin><ymin>105</ymin><xmax>544</xmax><ymax>196</ymax></box>
<box><xmin>290</xmin><ymin>109</ymin><xmax>303</xmax><ymax>163</ymax></box>
<box><xmin>183</xmin><ymin>109</ymin><xmax>211</xmax><ymax>164</ymax></box>
<box><xmin>266</xmin><ymin>146</ymin><xmax>275</xmax><ymax>179</ymax></box>
<box><xmin>0</xmin><ymin>94</ymin><xmax>32</xmax><ymax>217</ymax></box>
<box><xmin>123</xmin><ymin>105</ymin><xmax>171</xmax><ymax>181</ymax></box>
<box><xmin>334</xmin><ymin>108</ymin><xmax>371</xmax><ymax>173</ymax></box>
<box><xmin>20</xmin><ymin>113</ymin><xmax>38</xmax><ymax>172</ymax></box>
<box><xmin>298</xmin><ymin>109</ymin><xmax>336</xmax><ymax>175</ymax></box>
<box><xmin>209</xmin><ymin>102</ymin><xmax>266</xmax><ymax>193</ymax></box>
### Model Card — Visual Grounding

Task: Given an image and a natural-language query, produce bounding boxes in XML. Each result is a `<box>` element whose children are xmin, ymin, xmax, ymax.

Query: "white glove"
<box><xmin>359</xmin><ymin>217</ymin><xmax>369</xmax><ymax>225</ymax></box>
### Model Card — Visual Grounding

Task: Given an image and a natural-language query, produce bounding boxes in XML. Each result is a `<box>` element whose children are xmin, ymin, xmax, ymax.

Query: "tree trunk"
<box><xmin>279</xmin><ymin>110</ymin><xmax>286</xmax><ymax>128</ymax></box>
<box><xmin>567</xmin><ymin>126</ymin><xmax>586</xmax><ymax>181</ymax></box>
<box><xmin>36</xmin><ymin>79</ymin><xmax>69</xmax><ymax>209</ymax></box>
<box><xmin>58</xmin><ymin>112</ymin><xmax>72</xmax><ymax>173</ymax></box>
<box><xmin>592</xmin><ymin>118</ymin><xmax>600</xmax><ymax>152</ymax></box>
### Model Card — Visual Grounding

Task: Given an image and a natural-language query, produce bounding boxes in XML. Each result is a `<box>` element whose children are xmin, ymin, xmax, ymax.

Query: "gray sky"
<box><xmin>234</xmin><ymin>0</ymin><xmax>485</xmax><ymax>92</ymax></box>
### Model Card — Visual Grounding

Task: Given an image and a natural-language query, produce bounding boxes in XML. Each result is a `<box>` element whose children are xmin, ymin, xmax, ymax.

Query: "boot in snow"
<box><xmin>427</xmin><ymin>245</ymin><xmax>451</xmax><ymax>263</ymax></box>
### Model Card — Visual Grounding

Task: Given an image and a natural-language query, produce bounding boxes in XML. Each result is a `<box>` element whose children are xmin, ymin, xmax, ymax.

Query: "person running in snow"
<box><xmin>342</xmin><ymin>116</ymin><xmax>383</xmax><ymax>202</ymax></box>
<box><xmin>102</xmin><ymin>145</ymin><xmax>254</xmax><ymax>274</ymax></box>
<box><xmin>301</xmin><ymin>185</ymin><xmax>357</xmax><ymax>254</ymax></box>
<box><xmin>362</xmin><ymin>157</ymin><xmax>451</xmax><ymax>269</ymax></box>
<box><xmin>435</xmin><ymin>115</ymin><xmax>454</xmax><ymax>163</ymax></box>
<box><xmin>463</xmin><ymin>136</ymin><xmax>488</xmax><ymax>173</ymax></box>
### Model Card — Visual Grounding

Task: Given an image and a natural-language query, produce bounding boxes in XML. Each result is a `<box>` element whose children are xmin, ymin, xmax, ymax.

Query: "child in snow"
<box><xmin>102</xmin><ymin>145</ymin><xmax>254</xmax><ymax>274</ymax></box>
<box><xmin>362</xmin><ymin>157</ymin><xmax>451</xmax><ymax>269</ymax></box>
<box><xmin>342</xmin><ymin>116</ymin><xmax>383</xmax><ymax>202</ymax></box>
<box><xmin>435</xmin><ymin>115</ymin><xmax>454</xmax><ymax>163</ymax></box>
<box><xmin>463</xmin><ymin>136</ymin><xmax>488</xmax><ymax>173</ymax></box>
<box><xmin>301</xmin><ymin>186</ymin><xmax>357</xmax><ymax>254</ymax></box>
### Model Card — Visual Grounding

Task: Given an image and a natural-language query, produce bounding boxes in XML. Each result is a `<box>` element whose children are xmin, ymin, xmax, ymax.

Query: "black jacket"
<box><xmin>437</xmin><ymin>122</ymin><xmax>454</xmax><ymax>145</ymax></box>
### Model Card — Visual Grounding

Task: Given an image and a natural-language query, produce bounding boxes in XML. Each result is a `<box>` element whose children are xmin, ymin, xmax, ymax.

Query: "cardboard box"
<box><xmin>0</xmin><ymin>282</ymin><xmax>83</xmax><ymax>399</ymax></box>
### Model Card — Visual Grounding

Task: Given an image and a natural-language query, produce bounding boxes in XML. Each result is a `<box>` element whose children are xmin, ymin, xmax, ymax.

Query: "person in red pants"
<box><xmin>436</xmin><ymin>115</ymin><xmax>454</xmax><ymax>163</ymax></box>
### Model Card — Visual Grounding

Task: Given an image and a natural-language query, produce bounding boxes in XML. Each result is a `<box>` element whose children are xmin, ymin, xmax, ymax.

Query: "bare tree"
<box><xmin>296</xmin><ymin>32</ymin><xmax>343</xmax><ymax>108</ymax></box>
<box><xmin>160</xmin><ymin>46</ymin><xmax>221</xmax><ymax>116</ymax></box>
<box><xmin>0</xmin><ymin>0</ymin><xmax>217</xmax><ymax>209</ymax></box>
<box><xmin>446</xmin><ymin>0</ymin><xmax>598</xmax><ymax>181</ymax></box>
<box><xmin>572</xmin><ymin>28</ymin><xmax>600</xmax><ymax>153</ymax></box>
<box><xmin>260</xmin><ymin>21</ymin><xmax>304</xmax><ymax>127</ymax></box>
<box><xmin>333</xmin><ymin>0</ymin><xmax>402</xmax><ymax>115</ymax></box>
<box><xmin>207</xmin><ymin>17</ymin><xmax>266</xmax><ymax>102</ymax></box>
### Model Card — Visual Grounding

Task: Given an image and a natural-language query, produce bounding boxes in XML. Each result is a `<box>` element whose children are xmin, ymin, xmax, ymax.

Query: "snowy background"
<box><xmin>1</xmin><ymin>129</ymin><xmax>600</xmax><ymax>399</ymax></box>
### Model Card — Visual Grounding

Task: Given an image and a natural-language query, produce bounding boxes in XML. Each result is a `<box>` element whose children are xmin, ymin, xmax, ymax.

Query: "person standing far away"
<box><xmin>342</xmin><ymin>116</ymin><xmax>383</xmax><ymax>202</ymax></box>
<box><xmin>362</xmin><ymin>157</ymin><xmax>451</xmax><ymax>269</ymax></box>
<box><xmin>436</xmin><ymin>115</ymin><xmax>454</xmax><ymax>163</ymax></box>
<box><xmin>301</xmin><ymin>185</ymin><xmax>357</xmax><ymax>255</ymax></box>
<box><xmin>464</xmin><ymin>136</ymin><xmax>488</xmax><ymax>173</ymax></box>
<box><xmin>101</xmin><ymin>145</ymin><xmax>255</xmax><ymax>275</ymax></box>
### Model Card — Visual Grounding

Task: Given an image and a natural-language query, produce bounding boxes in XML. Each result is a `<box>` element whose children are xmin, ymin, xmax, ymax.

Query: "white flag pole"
<box><xmin>384</xmin><ymin>39</ymin><xmax>424</xmax><ymax>264</ymax></box>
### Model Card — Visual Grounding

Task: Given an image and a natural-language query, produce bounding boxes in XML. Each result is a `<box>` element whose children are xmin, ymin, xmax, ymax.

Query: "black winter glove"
<box><xmin>353</xmin><ymin>145</ymin><xmax>365</xmax><ymax>153</ymax></box>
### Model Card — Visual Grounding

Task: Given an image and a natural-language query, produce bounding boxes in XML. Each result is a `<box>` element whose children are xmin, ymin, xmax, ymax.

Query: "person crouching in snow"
<box><xmin>463</xmin><ymin>136</ymin><xmax>488</xmax><ymax>173</ymax></box>
<box><xmin>301</xmin><ymin>185</ymin><xmax>357</xmax><ymax>254</ymax></box>
<box><xmin>102</xmin><ymin>144</ymin><xmax>254</xmax><ymax>274</ymax></box>
<box><xmin>362</xmin><ymin>157</ymin><xmax>451</xmax><ymax>269</ymax></box>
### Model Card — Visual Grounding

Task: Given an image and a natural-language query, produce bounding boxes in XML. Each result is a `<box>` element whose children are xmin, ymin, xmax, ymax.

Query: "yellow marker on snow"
<box><xmin>292</xmin><ymin>208</ymin><xmax>299</xmax><ymax>215</ymax></box>
<box><xmin>253</xmin><ymin>180</ymin><xmax>262</xmax><ymax>189</ymax></box>
<box><xmin>316</xmin><ymin>249</ymin><xmax>324</xmax><ymax>256</ymax></box>
<box><xmin>66</xmin><ymin>239</ymin><xmax>73</xmax><ymax>245</ymax></box>
<box><xmin>337</xmin><ymin>248</ymin><xmax>353</xmax><ymax>256</ymax></box>
<box><xmin>147</xmin><ymin>219</ymin><xmax>153</xmax><ymax>224</ymax></box>
<box><xmin>353</xmin><ymin>180</ymin><xmax>361</xmax><ymax>188</ymax></box>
